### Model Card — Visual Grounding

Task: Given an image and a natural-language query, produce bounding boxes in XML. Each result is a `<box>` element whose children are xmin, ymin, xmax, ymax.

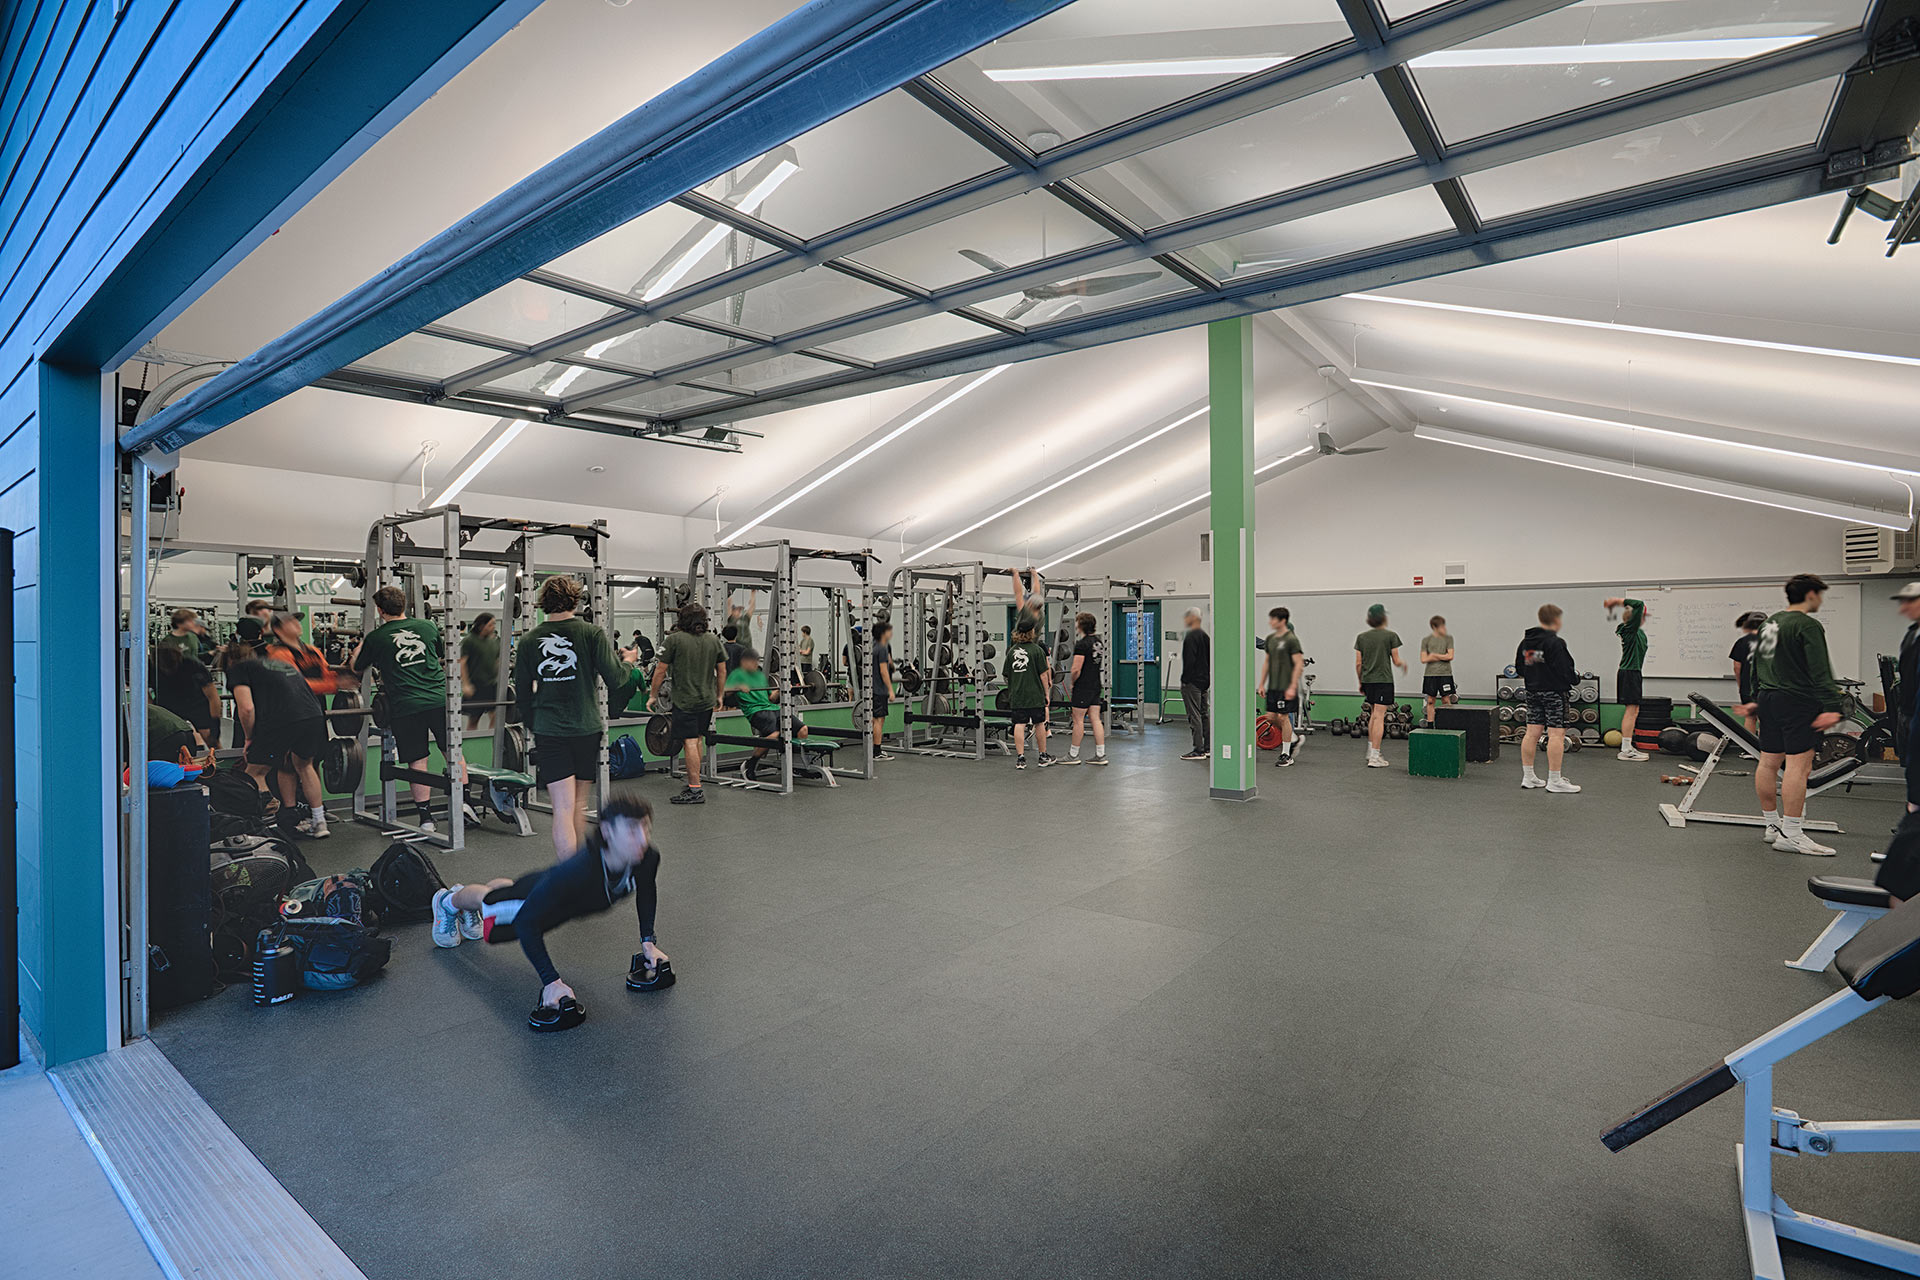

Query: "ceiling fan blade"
<box><xmin>1336</xmin><ymin>446</ymin><xmax>1386</xmax><ymax>455</ymax></box>
<box><xmin>1003</xmin><ymin>296</ymin><xmax>1039</xmax><ymax>322</ymax></box>
<box><xmin>1076</xmin><ymin>271</ymin><xmax>1162</xmax><ymax>296</ymax></box>
<box><xmin>958</xmin><ymin>248</ymin><xmax>1011</xmax><ymax>273</ymax></box>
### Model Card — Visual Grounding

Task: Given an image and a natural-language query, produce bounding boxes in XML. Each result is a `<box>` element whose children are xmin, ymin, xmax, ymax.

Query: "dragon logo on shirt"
<box><xmin>1010</xmin><ymin>648</ymin><xmax>1031</xmax><ymax>674</ymax></box>
<box><xmin>392</xmin><ymin>630</ymin><xmax>429</xmax><ymax>667</ymax></box>
<box><xmin>537</xmin><ymin>635</ymin><xmax>579</xmax><ymax>679</ymax></box>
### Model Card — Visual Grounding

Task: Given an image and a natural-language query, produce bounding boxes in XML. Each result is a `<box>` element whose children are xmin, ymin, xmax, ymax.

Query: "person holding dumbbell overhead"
<box><xmin>1604</xmin><ymin>595</ymin><xmax>1651</xmax><ymax>761</ymax></box>
<box><xmin>1754</xmin><ymin>574</ymin><xmax>1844</xmax><ymax>856</ymax></box>
<box><xmin>1354</xmin><ymin>604</ymin><xmax>1406</xmax><ymax>769</ymax></box>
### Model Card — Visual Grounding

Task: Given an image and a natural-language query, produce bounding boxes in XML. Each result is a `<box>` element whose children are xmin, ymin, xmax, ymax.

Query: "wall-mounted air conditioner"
<box><xmin>1841</xmin><ymin>524</ymin><xmax>1920</xmax><ymax>575</ymax></box>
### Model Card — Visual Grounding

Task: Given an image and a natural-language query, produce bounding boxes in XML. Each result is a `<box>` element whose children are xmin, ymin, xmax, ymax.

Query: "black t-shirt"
<box><xmin>873</xmin><ymin>642</ymin><xmax>892</xmax><ymax>699</ymax></box>
<box><xmin>153</xmin><ymin>651</ymin><xmax>219</xmax><ymax>732</ymax></box>
<box><xmin>1730</xmin><ymin>634</ymin><xmax>1758</xmax><ymax>701</ymax></box>
<box><xmin>1072</xmin><ymin>634</ymin><xmax>1100</xmax><ymax>698</ymax></box>
<box><xmin>225</xmin><ymin>657</ymin><xmax>324</xmax><ymax>729</ymax></box>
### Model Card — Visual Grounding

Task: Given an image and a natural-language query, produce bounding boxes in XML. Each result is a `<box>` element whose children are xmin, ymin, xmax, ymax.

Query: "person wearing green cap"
<box><xmin>1353</xmin><ymin>604</ymin><xmax>1406</xmax><ymax>768</ymax></box>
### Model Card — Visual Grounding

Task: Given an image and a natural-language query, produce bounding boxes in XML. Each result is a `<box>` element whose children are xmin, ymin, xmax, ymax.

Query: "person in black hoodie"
<box><xmin>1516</xmin><ymin>603</ymin><xmax>1581</xmax><ymax>794</ymax></box>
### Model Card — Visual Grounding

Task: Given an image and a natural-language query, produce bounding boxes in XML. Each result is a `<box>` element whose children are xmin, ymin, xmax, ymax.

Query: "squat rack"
<box><xmin>886</xmin><ymin>561</ymin><xmax>990</xmax><ymax>760</ymax></box>
<box><xmin>687</xmin><ymin>541</ymin><xmax>876</xmax><ymax>794</ymax></box>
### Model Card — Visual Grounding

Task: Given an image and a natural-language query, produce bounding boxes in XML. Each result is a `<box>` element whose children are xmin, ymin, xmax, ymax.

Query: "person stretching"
<box><xmin>1258</xmin><ymin>607</ymin><xmax>1305</xmax><ymax>767</ymax></box>
<box><xmin>1003</xmin><ymin>617</ymin><xmax>1053</xmax><ymax>769</ymax></box>
<box><xmin>1064</xmin><ymin>612</ymin><xmax>1108</xmax><ymax>765</ymax></box>
<box><xmin>1353</xmin><ymin>604</ymin><xmax>1406</xmax><ymax>769</ymax></box>
<box><xmin>1420</xmin><ymin>615</ymin><xmax>1457</xmax><ymax>726</ymax></box>
<box><xmin>430</xmin><ymin>792</ymin><xmax>671</xmax><ymax>1032</ymax></box>
<box><xmin>1516</xmin><ymin>604</ymin><xmax>1581</xmax><ymax>794</ymax></box>
<box><xmin>1754</xmin><ymin>574</ymin><xmax>1843</xmax><ymax>856</ymax></box>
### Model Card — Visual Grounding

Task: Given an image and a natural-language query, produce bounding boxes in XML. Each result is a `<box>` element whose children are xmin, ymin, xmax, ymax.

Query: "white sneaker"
<box><xmin>1760</xmin><ymin>823</ymin><xmax>1781</xmax><ymax>845</ymax></box>
<box><xmin>1773</xmin><ymin>830</ymin><xmax>1836</xmax><ymax>857</ymax></box>
<box><xmin>296</xmin><ymin>817</ymin><xmax>330</xmax><ymax>840</ymax></box>
<box><xmin>1365</xmin><ymin>754</ymin><xmax>1390</xmax><ymax>769</ymax></box>
<box><xmin>462</xmin><ymin>802</ymin><xmax>484</xmax><ymax>827</ymax></box>
<box><xmin>1617</xmin><ymin>748</ymin><xmax>1649</xmax><ymax>761</ymax></box>
<box><xmin>1546</xmin><ymin>777</ymin><xmax>1582</xmax><ymax>793</ymax></box>
<box><xmin>1521</xmin><ymin>774</ymin><xmax>1546</xmax><ymax>789</ymax></box>
<box><xmin>458</xmin><ymin>907</ymin><xmax>485</xmax><ymax>941</ymax></box>
<box><xmin>431</xmin><ymin>888</ymin><xmax>462</xmax><ymax>948</ymax></box>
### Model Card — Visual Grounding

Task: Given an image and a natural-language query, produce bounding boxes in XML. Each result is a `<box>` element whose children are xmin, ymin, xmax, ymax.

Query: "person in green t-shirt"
<box><xmin>724</xmin><ymin>649</ymin><xmax>811</xmax><ymax>783</ymax></box>
<box><xmin>351</xmin><ymin>584</ymin><xmax>472</xmax><ymax>833</ymax></box>
<box><xmin>461</xmin><ymin>613</ymin><xmax>502</xmax><ymax>731</ymax></box>
<box><xmin>1753</xmin><ymin>574</ymin><xmax>1845</xmax><ymax>856</ymax></box>
<box><xmin>1419</xmin><ymin>615</ymin><xmax>1456</xmax><ymax>726</ymax></box>
<box><xmin>1353</xmin><ymin>604</ymin><xmax>1406</xmax><ymax>768</ymax></box>
<box><xmin>1002</xmin><ymin>616</ymin><xmax>1054</xmax><ymax>769</ymax></box>
<box><xmin>513</xmin><ymin>577</ymin><xmax>636</xmax><ymax>857</ymax></box>
<box><xmin>724</xmin><ymin>590</ymin><xmax>759</xmax><ymax>654</ymax></box>
<box><xmin>649</xmin><ymin>603</ymin><xmax>729</xmax><ymax>806</ymax></box>
<box><xmin>1258</xmin><ymin>607</ymin><xmax>1305</xmax><ymax>768</ymax></box>
<box><xmin>157</xmin><ymin>607</ymin><xmax>212</xmax><ymax>663</ymax></box>
<box><xmin>1603</xmin><ymin>595</ymin><xmax>1651</xmax><ymax>761</ymax></box>
<box><xmin>147</xmin><ymin>701</ymin><xmax>211</xmax><ymax>770</ymax></box>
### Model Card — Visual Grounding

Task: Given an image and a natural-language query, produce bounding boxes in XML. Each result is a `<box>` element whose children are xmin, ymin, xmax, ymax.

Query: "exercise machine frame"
<box><xmin>1658</xmin><ymin>696</ymin><xmax>1859</xmax><ymax>833</ymax></box>
<box><xmin>887</xmin><ymin>561</ymin><xmax>990</xmax><ymax>760</ymax></box>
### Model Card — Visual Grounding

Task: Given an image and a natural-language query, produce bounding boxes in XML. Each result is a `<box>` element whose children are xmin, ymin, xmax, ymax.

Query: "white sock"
<box><xmin>1549</xmin><ymin>770</ymin><xmax>1563</xmax><ymax>783</ymax></box>
<box><xmin>1762</xmin><ymin>808</ymin><xmax>1779</xmax><ymax>829</ymax></box>
<box><xmin>1094</xmin><ymin>744</ymin><xmax>1105</xmax><ymax>757</ymax></box>
<box><xmin>1522</xmin><ymin>766</ymin><xmax>1538</xmax><ymax>780</ymax></box>
<box><xmin>1069</xmin><ymin>745</ymin><xmax>1080</xmax><ymax>758</ymax></box>
<box><xmin>1781</xmin><ymin>815</ymin><xmax>1803</xmax><ymax>837</ymax></box>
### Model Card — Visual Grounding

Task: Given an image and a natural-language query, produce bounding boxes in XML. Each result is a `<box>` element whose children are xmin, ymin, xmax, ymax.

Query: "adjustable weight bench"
<box><xmin>1784</xmin><ymin>876</ymin><xmax>1892</xmax><ymax>972</ymax></box>
<box><xmin>1658</xmin><ymin>695</ymin><xmax>1862</xmax><ymax>832</ymax></box>
<box><xmin>1602</xmin><ymin>897</ymin><xmax>1920</xmax><ymax>1277</ymax></box>
<box><xmin>464</xmin><ymin>766</ymin><xmax>537</xmax><ymax>836</ymax></box>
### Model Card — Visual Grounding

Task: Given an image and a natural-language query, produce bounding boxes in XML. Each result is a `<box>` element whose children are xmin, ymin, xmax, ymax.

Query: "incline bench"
<box><xmin>1658</xmin><ymin>694</ymin><xmax>1863</xmax><ymax>832</ymax></box>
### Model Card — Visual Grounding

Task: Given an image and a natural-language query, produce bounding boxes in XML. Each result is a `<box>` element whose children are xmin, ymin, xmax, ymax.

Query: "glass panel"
<box><xmin>972</xmin><ymin>261</ymin><xmax>1193</xmax><ymax>328</ymax></box>
<box><xmin>725</xmin><ymin>91</ymin><xmax>999</xmax><ymax>239</ymax></box>
<box><xmin>846</xmin><ymin>190</ymin><xmax>1114</xmax><ymax>291</ymax></box>
<box><xmin>816</xmin><ymin>313</ymin><xmax>999</xmax><ymax>365</ymax></box>
<box><xmin>1411</xmin><ymin>0</ymin><xmax>1869</xmax><ymax>143</ymax></box>
<box><xmin>590</xmin><ymin>321</ymin><xmax>758</xmax><ymax>376</ymax></box>
<box><xmin>685</xmin><ymin>264</ymin><xmax>908</xmax><ymax>338</ymax></box>
<box><xmin>476</xmin><ymin>362</ymin><xmax>630</xmax><ymax>399</ymax></box>
<box><xmin>1186</xmin><ymin>186</ymin><xmax>1455</xmax><ymax>280</ymax></box>
<box><xmin>1381</xmin><ymin>0</ymin><xmax>1446</xmax><ymax>20</ymax></box>
<box><xmin>595</xmin><ymin>385</ymin><xmax>743</xmax><ymax>417</ymax></box>
<box><xmin>347</xmin><ymin>333</ymin><xmax>502</xmax><ymax>381</ymax></box>
<box><xmin>1073</xmin><ymin>76</ymin><xmax>1411</xmax><ymax>228</ymax></box>
<box><xmin>544</xmin><ymin>200</ymin><xmax>785</xmax><ymax>303</ymax></box>
<box><xmin>692</xmin><ymin>352</ymin><xmax>845</xmax><ymax>393</ymax></box>
<box><xmin>929</xmin><ymin>0</ymin><xmax>1352</xmax><ymax>146</ymax></box>
<box><xmin>438</xmin><ymin>279</ymin><xmax>624</xmax><ymax>347</ymax></box>
<box><xmin>1462</xmin><ymin>78</ymin><xmax>1838</xmax><ymax>221</ymax></box>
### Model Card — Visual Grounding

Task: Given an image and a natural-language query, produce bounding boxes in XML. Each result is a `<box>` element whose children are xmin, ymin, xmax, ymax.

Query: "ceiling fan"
<box><xmin>958</xmin><ymin>249</ymin><xmax>1161</xmax><ymax>322</ymax></box>
<box><xmin>1316</xmin><ymin>429</ymin><xmax>1384</xmax><ymax>457</ymax></box>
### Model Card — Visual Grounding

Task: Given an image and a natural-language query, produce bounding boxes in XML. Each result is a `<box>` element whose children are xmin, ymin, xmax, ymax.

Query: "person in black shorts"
<box><xmin>1063</xmin><ymin>612</ymin><xmax>1107</xmax><ymax>765</ymax></box>
<box><xmin>1353</xmin><ymin>604</ymin><xmax>1405</xmax><ymax>769</ymax></box>
<box><xmin>1002</xmin><ymin>617</ymin><xmax>1054</xmax><ymax>768</ymax></box>
<box><xmin>870</xmin><ymin>620</ymin><xmax>896</xmax><ymax>762</ymax></box>
<box><xmin>218</xmin><ymin>617</ymin><xmax>332</xmax><ymax>838</ymax></box>
<box><xmin>1516</xmin><ymin>604</ymin><xmax>1581</xmax><ymax>793</ymax></box>
<box><xmin>1259</xmin><ymin>607</ymin><xmax>1305</xmax><ymax>767</ymax></box>
<box><xmin>1419</xmin><ymin>615</ymin><xmax>1456</xmax><ymax>727</ymax></box>
<box><xmin>649</xmin><ymin>603</ymin><xmax>728</xmax><ymax>805</ymax></box>
<box><xmin>1603</xmin><ymin>595</ymin><xmax>1650</xmax><ymax>761</ymax></box>
<box><xmin>1729</xmin><ymin>610</ymin><xmax>1765</xmax><ymax>735</ymax></box>
<box><xmin>351</xmin><ymin>585</ymin><xmax>478</xmax><ymax>832</ymax></box>
<box><xmin>430</xmin><ymin>792</ymin><xmax>670</xmax><ymax>1031</ymax></box>
<box><xmin>1754</xmin><ymin>574</ymin><xmax>1844</xmax><ymax>856</ymax></box>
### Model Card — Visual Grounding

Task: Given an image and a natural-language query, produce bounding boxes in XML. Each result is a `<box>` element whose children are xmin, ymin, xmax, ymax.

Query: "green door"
<box><xmin>1111</xmin><ymin>600</ymin><xmax>1161</xmax><ymax>705</ymax></box>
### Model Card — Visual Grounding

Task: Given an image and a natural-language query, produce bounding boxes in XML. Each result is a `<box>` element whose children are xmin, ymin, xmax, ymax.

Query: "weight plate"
<box><xmin>502</xmin><ymin>725</ymin><xmax>529</xmax><ymax>774</ymax></box>
<box><xmin>1814</xmin><ymin>732</ymin><xmax>1863</xmax><ymax>767</ymax></box>
<box><xmin>322</xmin><ymin>734</ymin><xmax>364</xmax><ymax>794</ymax></box>
<box><xmin>994</xmin><ymin>689</ymin><xmax>1011</xmax><ymax>711</ymax></box>
<box><xmin>1056</xmin><ymin>644</ymin><xmax>1070</xmax><ymax>661</ymax></box>
<box><xmin>981</xmin><ymin>643</ymin><xmax>996</xmax><ymax>660</ymax></box>
<box><xmin>644</xmin><ymin>715</ymin><xmax>677</xmax><ymax>759</ymax></box>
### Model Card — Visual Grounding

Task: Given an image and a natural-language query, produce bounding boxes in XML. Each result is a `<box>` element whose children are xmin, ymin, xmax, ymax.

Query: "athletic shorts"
<box><xmin>1616</xmin><ymin>670</ymin><xmax>1643</xmax><ymax>707</ymax></box>
<box><xmin>478</xmin><ymin>870</ymin><xmax>551</xmax><ymax>944</ymax></box>
<box><xmin>1264</xmin><ymin>691</ymin><xmax>1299</xmax><ymax>716</ymax></box>
<box><xmin>1757</xmin><ymin>691</ymin><xmax>1820</xmax><ymax>756</ymax></box>
<box><xmin>669</xmin><ymin>706</ymin><xmax>713</xmax><ymax>742</ymax></box>
<box><xmin>748</xmin><ymin>709</ymin><xmax>782</xmax><ymax>737</ymax></box>
<box><xmin>1525</xmin><ymin>690</ymin><xmax>1570</xmax><ymax>729</ymax></box>
<box><xmin>534</xmin><ymin>733</ymin><xmax>600</xmax><ymax>786</ymax></box>
<box><xmin>465</xmin><ymin>686</ymin><xmax>498</xmax><ymax>722</ymax></box>
<box><xmin>1071</xmin><ymin>686</ymin><xmax>1103</xmax><ymax>710</ymax></box>
<box><xmin>247</xmin><ymin>716</ymin><xmax>327</xmax><ymax>768</ymax></box>
<box><xmin>1360</xmin><ymin>682</ymin><xmax>1396</xmax><ymax>708</ymax></box>
<box><xmin>872</xmin><ymin>697</ymin><xmax>889</xmax><ymax>726</ymax></box>
<box><xmin>1423</xmin><ymin>676</ymin><xmax>1456</xmax><ymax>699</ymax></box>
<box><xmin>390</xmin><ymin>708</ymin><xmax>451</xmax><ymax>763</ymax></box>
<box><xmin>1005</xmin><ymin>705</ymin><xmax>1046</xmax><ymax>725</ymax></box>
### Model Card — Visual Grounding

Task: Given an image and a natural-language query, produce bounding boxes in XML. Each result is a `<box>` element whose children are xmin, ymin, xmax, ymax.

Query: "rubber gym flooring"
<box><xmin>151</xmin><ymin>723</ymin><xmax>1920</xmax><ymax>1280</ymax></box>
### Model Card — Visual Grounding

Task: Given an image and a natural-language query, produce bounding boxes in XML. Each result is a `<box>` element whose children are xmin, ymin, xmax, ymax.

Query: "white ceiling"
<box><xmin>144</xmin><ymin>0</ymin><xmax>1918</xmax><ymax>572</ymax></box>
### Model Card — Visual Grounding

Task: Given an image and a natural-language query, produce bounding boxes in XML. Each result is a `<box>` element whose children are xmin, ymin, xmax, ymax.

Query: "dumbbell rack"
<box><xmin>1493</xmin><ymin>669</ymin><xmax>1605</xmax><ymax>747</ymax></box>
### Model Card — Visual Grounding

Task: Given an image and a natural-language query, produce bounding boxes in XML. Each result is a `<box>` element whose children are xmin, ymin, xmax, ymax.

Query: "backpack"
<box><xmin>206</xmin><ymin>766</ymin><xmax>276</xmax><ymax>826</ymax></box>
<box><xmin>265</xmin><ymin>918</ymin><xmax>392</xmax><ymax>991</ymax></box>
<box><xmin>209</xmin><ymin>836</ymin><xmax>315</xmax><ymax>980</ymax></box>
<box><xmin>368</xmin><ymin>843</ymin><xmax>446</xmax><ymax>925</ymax></box>
<box><xmin>280</xmin><ymin>870</ymin><xmax>374</xmax><ymax>928</ymax></box>
<box><xmin>608</xmin><ymin>734</ymin><xmax>646</xmax><ymax>780</ymax></box>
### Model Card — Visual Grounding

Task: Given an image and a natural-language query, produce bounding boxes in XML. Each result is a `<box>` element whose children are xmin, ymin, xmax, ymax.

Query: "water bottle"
<box><xmin>252</xmin><ymin>930</ymin><xmax>298</xmax><ymax>1006</ymax></box>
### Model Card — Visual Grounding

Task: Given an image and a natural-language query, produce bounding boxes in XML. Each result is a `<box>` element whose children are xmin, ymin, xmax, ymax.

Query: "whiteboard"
<box><xmin>1625</xmin><ymin>583</ymin><xmax>1860</xmax><ymax>681</ymax></box>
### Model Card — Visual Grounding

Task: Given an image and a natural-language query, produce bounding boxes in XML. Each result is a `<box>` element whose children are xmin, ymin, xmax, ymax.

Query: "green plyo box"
<box><xmin>1408</xmin><ymin>728</ymin><xmax>1466</xmax><ymax>778</ymax></box>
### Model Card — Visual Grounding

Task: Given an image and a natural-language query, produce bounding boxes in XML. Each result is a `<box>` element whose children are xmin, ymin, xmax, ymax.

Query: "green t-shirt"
<box><xmin>354</xmin><ymin>617</ymin><xmax>444</xmax><ymax>716</ymax></box>
<box><xmin>725</xmin><ymin>667</ymin><xmax>775</xmax><ymax>717</ymax></box>
<box><xmin>512</xmin><ymin>618</ymin><xmax>623</xmax><ymax>737</ymax></box>
<box><xmin>1420</xmin><ymin>632</ymin><xmax>1453</xmax><ymax>677</ymax></box>
<box><xmin>661</xmin><ymin>629</ymin><xmax>727</xmax><ymax>712</ymax></box>
<box><xmin>1354</xmin><ymin>628</ymin><xmax>1401</xmax><ymax>684</ymax></box>
<box><xmin>1265</xmin><ymin>631</ymin><xmax>1303</xmax><ymax>693</ymax></box>
<box><xmin>728</xmin><ymin>612</ymin><xmax>754</xmax><ymax>651</ymax></box>
<box><xmin>156</xmin><ymin>632</ymin><xmax>199</xmax><ymax>662</ymax></box>
<box><xmin>1002</xmin><ymin>639</ymin><xmax>1049</xmax><ymax>708</ymax></box>
<box><xmin>1616</xmin><ymin>599</ymin><xmax>1648</xmax><ymax>671</ymax></box>
<box><xmin>462</xmin><ymin>631</ymin><xmax>501</xmax><ymax>692</ymax></box>
<box><xmin>1754</xmin><ymin>609</ymin><xmax>1842</xmax><ymax>712</ymax></box>
<box><xmin>147</xmin><ymin>702</ymin><xmax>197</xmax><ymax>761</ymax></box>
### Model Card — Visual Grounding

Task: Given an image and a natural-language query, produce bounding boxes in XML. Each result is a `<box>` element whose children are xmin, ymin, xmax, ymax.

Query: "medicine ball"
<box><xmin>1657</xmin><ymin>726</ymin><xmax>1689</xmax><ymax>755</ymax></box>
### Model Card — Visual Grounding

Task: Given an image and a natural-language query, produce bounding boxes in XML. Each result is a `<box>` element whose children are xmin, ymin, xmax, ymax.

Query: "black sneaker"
<box><xmin>669</xmin><ymin>786</ymin><xmax>706</xmax><ymax>805</ymax></box>
<box><xmin>1277</xmin><ymin>752</ymin><xmax>1295</xmax><ymax>767</ymax></box>
<box><xmin>1088</xmin><ymin>755</ymin><xmax>1110</xmax><ymax>766</ymax></box>
<box><xmin>1179</xmin><ymin>750</ymin><xmax>1207</xmax><ymax>762</ymax></box>
<box><xmin>745</xmin><ymin>757</ymin><xmax>760</xmax><ymax>782</ymax></box>
<box><xmin>1036</xmin><ymin>753</ymin><xmax>1056</xmax><ymax>768</ymax></box>
<box><xmin>1014</xmin><ymin>757</ymin><xmax>1027</xmax><ymax>770</ymax></box>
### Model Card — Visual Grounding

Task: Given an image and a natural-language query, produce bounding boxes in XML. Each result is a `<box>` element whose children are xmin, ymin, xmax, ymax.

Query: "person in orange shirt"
<box><xmin>266</xmin><ymin>611</ymin><xmax>350</xmax><ymax>697</ymax></box>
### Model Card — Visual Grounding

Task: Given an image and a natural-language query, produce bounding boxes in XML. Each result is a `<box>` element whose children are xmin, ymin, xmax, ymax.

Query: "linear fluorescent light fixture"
<box><xmin>907</xmin><ymin>406</ymin><xmax>1208</xmax><ymax>563</ymax></box>
<box><xmin>1037</xmin><ymin>446</ymin><xmax>1311</xmax><ymax>571</ymax></box>
<box><xmin>1351</xmin><ymin>374</ymin><xmax>1920</xmax><ymax>481</ymax></box>
<box><xmin>428</xmin><ymin>420</ymin><xmax>529</xmax><ymax>507</ymax></box>
<box><xmin>1409</xmin><ymin>35</ymin><xmax>1815</xmax><ymax>69</ymax></box>
<box><xmin>1343</xmin><ymin>292</ymin><xmax>1920</xmax><ymax>372</ymax></box>
<box><xmin>723</xmin><ymin>366</ymin><xmax>1006</xmax><ymax>546</ymax></box>
<box><xmin>1414</xmin><ymin>424</ymin><xmax>1912</xmax><ymax>530</ymax></box>
<box><xmin>984</xmin><ymin>55</ymin><xmax>1290</xmax><ymax>82</ymax></box>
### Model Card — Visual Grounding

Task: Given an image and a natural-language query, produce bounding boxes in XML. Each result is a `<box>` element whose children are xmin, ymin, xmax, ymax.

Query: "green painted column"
<box><xmin>1208</xmin><ymin>318</ymin><xmax>1256</xmax><ymax>800</ymax></box>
